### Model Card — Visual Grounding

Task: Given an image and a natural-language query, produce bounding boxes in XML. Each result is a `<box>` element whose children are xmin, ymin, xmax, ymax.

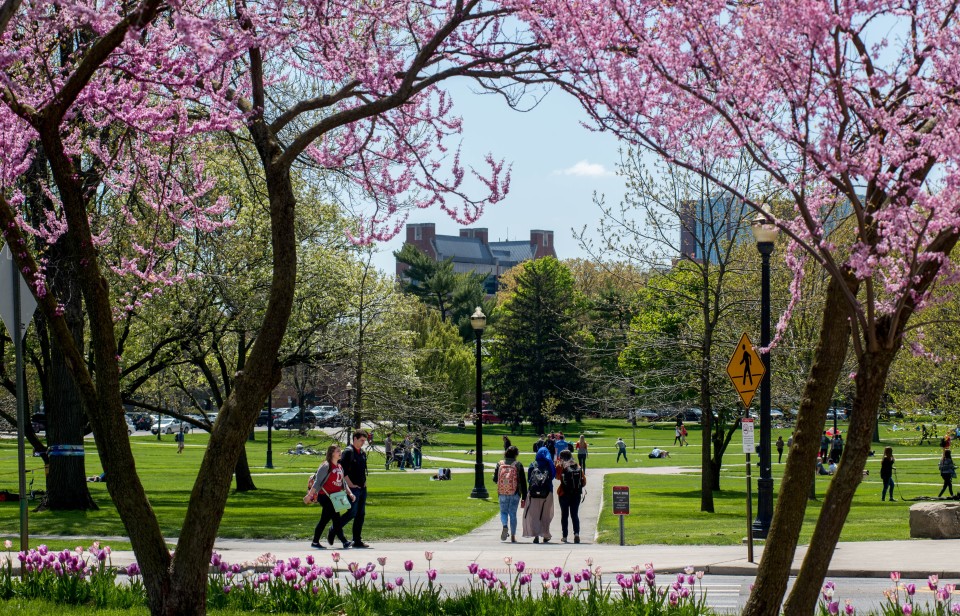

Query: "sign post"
<box><xmin>741</xmin><ymin>418</ymin><xmax>756</xmax><ymax>563</ymax></box>
<box><xmin>725</xmin><ymin>333</ymin><xmax>765</xmax><ymax>409</ymax></box>
<box><xmin>727</xmin><ymin>333</ymin><xmax>765</xmax><ymax>563</ymax></box>
<box><xmin>612</xmin><ymin>486</ymin><xmax>630</xmax><ymax>546</ymax></box>
<box><xmin>1</xmin><ymin>245</ymin><xmax>38</xmax><ymax>551</ymax></box>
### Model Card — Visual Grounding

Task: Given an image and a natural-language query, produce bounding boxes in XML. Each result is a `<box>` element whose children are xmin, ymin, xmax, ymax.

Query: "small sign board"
<box><xmin>741</xmin><ymin>418</ymin><xmax>755</xmax><ymax>454</ymax></box>
<box><xmin>612</xmin><ymin>486</ymin><xmax>630</xmax><ymax>515</ymax></box>
<box><xmin>0</xmin><ymin>245</ymin><xmax>37</xmax><ymax>339</ymax></box>
<box><xmin>726</xmin><ymin>333</ymin><xmax>765</xmax><ymax>409</ymax></box>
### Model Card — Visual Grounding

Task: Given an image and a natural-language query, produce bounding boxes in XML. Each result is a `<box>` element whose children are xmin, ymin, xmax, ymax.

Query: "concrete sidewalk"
<box><xmin>31</xmin><ymin>535</ymin><xmax>955</xmax><ymax>581</ymax></box>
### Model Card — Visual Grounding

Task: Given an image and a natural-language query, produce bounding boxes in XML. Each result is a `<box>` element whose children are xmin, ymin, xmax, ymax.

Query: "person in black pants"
<box><xmin>939</xmin><ymin>450</ymin><xmax>956</xmax><ymax>498</ymax></box>
<box><xmin>880</xmin><ymin>447</ymin><xmax>896</xmax><ymax>501</ymax></box>
<box><xmin>556</xmin><ymin>450</ymin><xmax>585</xmax><ymax>543</ymax></box>
<box><xmin>305</xmin><ymin>445</ymin><xmax>355</xmax><ymax>549</ymax></box>
<box><xmin>333</xmin><ymin>431</ymin><xmax>372</xmax><ymax>548</ymax></box>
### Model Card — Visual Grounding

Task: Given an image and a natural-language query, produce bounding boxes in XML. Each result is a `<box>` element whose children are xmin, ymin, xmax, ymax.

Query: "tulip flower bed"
<box><xmin>818</xmin><ymin>573</ymin><xmax>960</xmax><ymax>616</ymax></box>
<box><xmin>3</xmin><ymin>542</ymin><xmax>960</xmax><ymax>615</ymax></box>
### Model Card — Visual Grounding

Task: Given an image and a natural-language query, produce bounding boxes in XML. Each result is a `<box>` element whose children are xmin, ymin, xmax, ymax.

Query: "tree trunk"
<box><xmin>742</xmin><ymin>274</ymin><xmax>856</xmax><ymax>616</ymax></box>
<box><xmin>783</xmin><ymin>349</ymin><xmax>896</xmax><ymax>614</ymax></box>
<box><xmin>161</xmin><ymin>150</ymin><xmax>297</xmax><ymax>615</ymax></box>
<box><xmin>233</xmin><ymin>447</ymin><xmax>257</xmax><ymax>492</ymax></box>
<box><xmin>40</xmin><ymin>240</ymin><xmax>97</xmax><ymax>512</ymax></box>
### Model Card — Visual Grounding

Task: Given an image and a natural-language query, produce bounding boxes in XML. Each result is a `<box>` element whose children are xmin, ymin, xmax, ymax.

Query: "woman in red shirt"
<box><xmin>305</xmin><ymin>444</ymin><xmax>355</xmax><ymax>549</ymax></box>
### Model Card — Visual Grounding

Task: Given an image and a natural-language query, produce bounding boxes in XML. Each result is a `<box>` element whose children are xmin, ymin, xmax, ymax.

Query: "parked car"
<box><xmin>826</xmin><ymin>407</ymin><xmax>847</xmax><ymax>421</ymax></box>
<box><xmin>255</xmin><ymin>409</ymin><xmax>283</xmax><ymax>427</ymax></box>
<box><xmin>770</xmin><ymin>408</ymin><xmax>785</xmax><ymax>419</ymax></box>
<box><xmin>309</xmin><ymin>406</ymin><xmax>343</xmax><ymax>428</ymax></box>
<box><xmin>150</xmin><ymin>418</ymin><xmax>192</xmax><ymax>435</ymax></box>
<box><xmin>479</xmin><ymin>411</ymin><xmax>502</xmax><ymax>424</ymax></box>
<box><xmin>682</xmin><ymin>408</ymin><xmax>703</xmax><ymax>423</ymax></box>
<box><xmin>125</xmin><ymin>412</ymin><xmax>153</xmax><ymax>430</ymax></box>
<box><xmin>630</xmin><ymin>409</ymin><xmax>659</xmax><ymax>422</ymax></box>
<box><xmin>275</xmin><ymin>408</ymin><xmax>316</xmax><ymax>429</ymax></box>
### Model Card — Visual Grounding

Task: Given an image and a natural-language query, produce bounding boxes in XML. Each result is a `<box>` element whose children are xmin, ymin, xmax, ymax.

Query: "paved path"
<box><xmin>12</xmin><ymin>461</ymin><xmax>960</xmax><ymax>581</ymax></box>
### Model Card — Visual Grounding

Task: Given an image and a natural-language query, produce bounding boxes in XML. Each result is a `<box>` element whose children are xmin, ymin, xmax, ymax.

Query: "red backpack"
<box><xmin>497</xmin><ymin>461</ymin><xmax>518</xmax><ymax>496</ymax></box>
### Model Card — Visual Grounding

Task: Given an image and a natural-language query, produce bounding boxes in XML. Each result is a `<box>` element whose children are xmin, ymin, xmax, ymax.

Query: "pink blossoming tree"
<box><xmin>1</xmin><ymin>0</ymin><xmax>547</xmax><ymax>613</ymax></box>
<box><xmin>513</xmin><ymin>0</ymin><xmax>960</xmax><ymax>613</ymax></box>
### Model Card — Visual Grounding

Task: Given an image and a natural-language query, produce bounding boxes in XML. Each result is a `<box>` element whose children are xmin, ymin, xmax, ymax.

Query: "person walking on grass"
<box><xmin>334</xmin><ymin>431</ymin><xmax>372</xmax><ymax>549</ymax></box>
<box><xmin>175</xmin><ymin>427</ymin><xmax>185</xmax><ymax>454</ymax></box>
<box><xmin>575</xmin><ymin>434</ymin><xmax>588</xmax><ymax>471</ymax></box>
<box><xmin>939</xmin><ymin>450</ymin><xmax>956</xmax><ymax>498</ymax></box>
<box><xmin>305</xmin><ymin>444</ymin><xmax>355</xmax><ymax>550</ymax></box>
<box><xmin>881</xmin><ymin>447</ymin><xmax>896</xmax><ymax>502</ymax></box>
<box><xmin>522</xmin><ymin>447</ymin><xmax>555</xmax><ymax>543</ymax></box>
<box><xmin>616</xmin><ymin>437</ymin><xmax>628</xmax><ymax>463</ymax></box>
<box><xmin>555</xmin><ymin>449</ymin><xmax>585</xmax><ymax>544</ymax></box>
<box><xmin>674</xmin><ymin>423</ymin><xmax>683</xmax><ymax>446</ymax></box>
<box><xmin>493</xmin><ymin>445</ymin><xmax>527</xmax><ymax>543</ymax></box>
<box><xmin>776</xmin><ymin>436</ymin><xmax>784</xmax><ymax>463</ymax></box>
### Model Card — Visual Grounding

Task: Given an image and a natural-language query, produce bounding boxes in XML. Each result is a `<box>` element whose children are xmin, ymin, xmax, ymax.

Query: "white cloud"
<box><xmin>555</xmin><ymin>160</ymin><xmax>615</xmax><ymax>177</ymax></box>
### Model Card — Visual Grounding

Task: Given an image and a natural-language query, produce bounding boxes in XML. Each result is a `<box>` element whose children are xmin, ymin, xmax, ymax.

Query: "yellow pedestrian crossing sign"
<box><xmin>726</xmin><ymin>333</ymin><xmax>765</xmax><ymax>409</ymax></box>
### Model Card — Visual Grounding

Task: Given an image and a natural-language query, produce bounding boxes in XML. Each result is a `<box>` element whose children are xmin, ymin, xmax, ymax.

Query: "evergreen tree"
<box><xmin>489</xmin><ymin>257</ymin><xmax>583</xmax><ymax>432</ymax></box>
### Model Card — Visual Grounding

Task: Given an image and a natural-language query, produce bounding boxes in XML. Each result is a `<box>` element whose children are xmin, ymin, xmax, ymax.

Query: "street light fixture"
<box><xmin>751</xmin><ymin>204</ymin><xmax>778</xmax><ymax>539</ymax></box>
<box><xmin>469</xmin><ymin>307</ymin><xmax>489</xmax><ymax>499</ymax></box>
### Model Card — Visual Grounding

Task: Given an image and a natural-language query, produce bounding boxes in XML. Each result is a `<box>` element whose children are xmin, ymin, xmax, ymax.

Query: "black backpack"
<box><xmin>561</xmin><ymin>464</ymin><xmax>583</xmax><ymax>496</ymax></box>
<box><xmin>528</xmin><ymin>466</ymin><xmax>551</xmax><ymax>498</ymax></box>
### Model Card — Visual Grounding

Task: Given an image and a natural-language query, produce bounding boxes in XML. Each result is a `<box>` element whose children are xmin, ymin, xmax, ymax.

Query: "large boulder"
<box><xmin>910</xmin><ymin>502</ymin><xmax>960</xmax><ymax>539</ymax></box>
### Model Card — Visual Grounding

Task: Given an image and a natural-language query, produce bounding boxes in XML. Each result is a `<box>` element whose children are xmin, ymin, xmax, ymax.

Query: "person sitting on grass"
<box><xmin>816</xmin><ymin>457</ymin><xmax>830</xmax><ymax>476</ymax></box>
<box><xmin>648</xmin><ymin>447</ymin><xmax>670</xmax><ymax>459</ymax></box>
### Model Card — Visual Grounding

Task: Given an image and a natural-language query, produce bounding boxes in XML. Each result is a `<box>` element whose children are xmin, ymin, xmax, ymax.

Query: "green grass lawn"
<box><xmin>0</xmin><ymin>431</ymin><xmax>496</xmax><ymax>543</ymax></box>
<box><xmin>596</xmin><ymin>420</ymin><xmax>956</xmax><ymax>544</ymax></box>
<box><xmin>0</xmin><ymin>418</ymin><xmax>953</xmax><ymax>545</ymax></box>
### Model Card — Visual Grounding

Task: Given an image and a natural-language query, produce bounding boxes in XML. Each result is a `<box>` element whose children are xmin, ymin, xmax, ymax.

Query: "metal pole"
<box><xmin>753</xmin><ymin>242</ymin><xmax>774</xmax><ymax>538</ymax></box>
<box><xmin>619</xmin><ymin>514</ymin><xmax>625</xmax><ymax>546</ymax></box>
<box><xmin>470</xmin><ymin>328</ymin><xmax>488</xmax><ymax>499</ymax></box>
<box><xmin>266</xmin><ymin>393</ymin><xmax>274</xmax><ymax>469</ymax></box>
<box><xmin>745</xmin><ymin>453</ymin><xmax>754</xmax><ymax>563</ymax></box>
<box><xmin>12</xmin><ymin>257</ymin><xmax>28</xmax><ymax>550</ymax></box>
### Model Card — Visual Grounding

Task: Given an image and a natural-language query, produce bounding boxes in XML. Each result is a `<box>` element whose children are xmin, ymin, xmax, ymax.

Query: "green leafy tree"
<box><xmin>394</xmin><ymin>243</ymin><xmax>494</xmax><ymax>340</ymax></box>
<box><xmin>489</xmin><ymin>257</ymin><xmax>584</xmax><ymax>432</ymax></box>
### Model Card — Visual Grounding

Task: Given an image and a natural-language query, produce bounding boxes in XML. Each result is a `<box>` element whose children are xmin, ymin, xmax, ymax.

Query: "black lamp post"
<box><xmin>346</xmin><ymin>381</ymin><xmax>354</xmax><ymax>426</ymax></box>
<box><xmin>751</xmin><ymin>205</ymin><xmax>778</xmax><ymax>539</ymax></box>
<box><xmin>469</xmin><ymin>307</ymin><xmax>489</xmax><ymax>499</ymax></box>
<box><xmin>266</xmin><ymin>392</ymin><xmax>274</xmax><ymax>469</ymax></box>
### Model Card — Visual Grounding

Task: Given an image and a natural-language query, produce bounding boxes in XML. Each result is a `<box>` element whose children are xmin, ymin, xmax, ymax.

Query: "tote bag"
<box><xmin>326</xmin><ymin>489</ymin><xmax>351</xmax><ymax>513</ymax></box>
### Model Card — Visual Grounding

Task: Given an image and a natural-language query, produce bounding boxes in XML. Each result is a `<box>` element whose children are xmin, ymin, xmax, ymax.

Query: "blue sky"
<box><xmin>369</xmin><ymin>82</ymin><xmax>629</xmax><ymax>274</ymax></box>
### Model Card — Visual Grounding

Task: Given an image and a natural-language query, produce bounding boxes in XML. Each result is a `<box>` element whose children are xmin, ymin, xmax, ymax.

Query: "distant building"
<box><xmin>678</xmin><ymin>197</ymin><xmax>751</xmax><ymax>264</ymax></box>
<box><xmin>678</xmin><ymin>196</ymin><xmax>853</xmax><ymax>263</ymax></box>
<box><xmin>397</xmin><ymin>223</ymin><xmax>558</xmax><ymax>292</ymax></box>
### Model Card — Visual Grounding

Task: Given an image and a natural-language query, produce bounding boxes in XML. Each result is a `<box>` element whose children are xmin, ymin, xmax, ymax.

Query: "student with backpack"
<box><xmin>555</xmin><ymin>449</ymin><xmax>585</xmax><ymax>543</ymax></box>
<box><xmin>522</xmin><ymin>447</ymin><xmax>556</xmax><ymax>543</ymax></box>
<box><xmin>493</xmin><ymin>445</ymin><xmax>528</xmax><ymax>543</ymax></box>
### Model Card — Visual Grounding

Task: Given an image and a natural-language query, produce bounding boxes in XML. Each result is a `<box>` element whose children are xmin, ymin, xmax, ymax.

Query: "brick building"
<box><xmin>396</xmin><ymin>223</ymin><xmax>558</xmax><ymax>292</ymax></box>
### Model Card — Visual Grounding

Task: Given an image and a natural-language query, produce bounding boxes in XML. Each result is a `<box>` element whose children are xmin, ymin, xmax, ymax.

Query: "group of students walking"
<box><xmin>303</xmin><ymin>430</ymin><xmax>373</xmax><ymax>550</ymax></box>
<box><xmin>493</xmin><ymin>438</ymin><xmax>587</xmax><ymax>544</ymax></box>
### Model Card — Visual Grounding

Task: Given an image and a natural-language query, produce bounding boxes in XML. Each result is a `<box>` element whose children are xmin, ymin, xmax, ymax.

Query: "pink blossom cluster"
<box><xmin>511</xmin><ymin>0</ymin><xmax>960</xmax><ymax>335</ymax></box>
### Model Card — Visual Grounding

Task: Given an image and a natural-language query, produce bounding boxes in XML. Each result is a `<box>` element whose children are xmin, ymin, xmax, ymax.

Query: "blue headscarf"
<box><xmin>534</xmin><ymin>447</ymin><xmax>555</xmax><ymax>479</ymax></box>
